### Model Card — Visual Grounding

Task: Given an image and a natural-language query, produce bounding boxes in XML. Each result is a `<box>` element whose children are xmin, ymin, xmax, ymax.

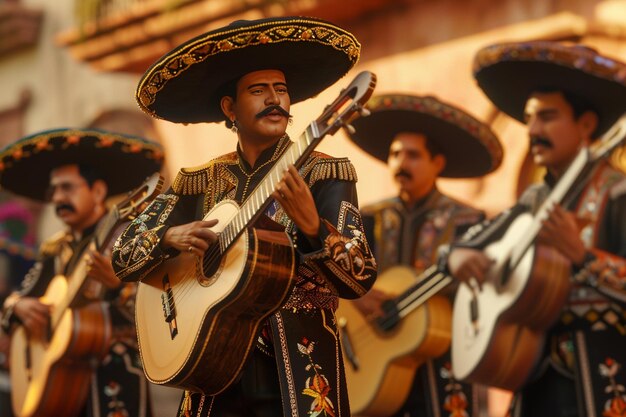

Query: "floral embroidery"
<box><xmin>440</xmin><ymin>362</ymin><xmax>469</xmax><ymax>417</ymax></box>
<box><xmin>326</xmin><ymin>222</ymin><xmax>370</xmax><ymax>280</ymax></box>
<box><xmin>599</xmin><ymin>357</ymin><xmax>626</xmax><ymax>417</ymax></box>
<box><xmin>104</xmin><ymin>381</ymin><xmax>129</xmax><ymax>417</ymax></box>
<box><xmin>298</xmin><ymin>338</ymin><xmax>336</xmax><ymax>417</ymax></box>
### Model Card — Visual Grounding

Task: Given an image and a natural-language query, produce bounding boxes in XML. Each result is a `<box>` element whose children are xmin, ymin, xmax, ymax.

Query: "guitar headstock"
<box><xmin>590</xmin><ymin>112</ymin><xmax>626</xmax><ymax>161</ymax></box>
<box><xmin>116</xmin><ymin>172</ymin><xmax>164</xmax><ymax>221</ymax></box>
<box><xmin>314</xmin><ymin>71</ymin><xmax>377</xmax><ymax>137</ymax></box>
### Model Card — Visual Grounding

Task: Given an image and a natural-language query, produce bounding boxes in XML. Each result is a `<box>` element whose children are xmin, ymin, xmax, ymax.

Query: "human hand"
<box><xmin>447</xmin><ymin>247</ymin><xmax>494</xmax><ymax>287</ymax></box>
<box><xmin>273</xmin><ymin>165</ymin><xmax>320</xmax><ymax>238</ymax></box>
<box><xmin>538</xmin><ymin>204</ymin><xmax>586</xmax><ymax>265</ymax></box>
<box><xmin>352</xmin><ymin>288</ymin><xmax>389</xmax><ymax>319</ymax></box>
<box><xmin>86</xmin><ymin>250</ymin><xmax>121</xmax><ymax>289</ymax></box>
<box><xmin>13</xmin><ymin>297</ymin><xmax>51</xmax><ymax>340</ymax></box>
<box><xmin>162</xmin><ymin>220</ymin><xmax>219</xmax><ymax>257</ymax></box>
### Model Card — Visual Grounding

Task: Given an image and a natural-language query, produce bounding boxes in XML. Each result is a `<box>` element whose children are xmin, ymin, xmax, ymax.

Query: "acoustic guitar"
<box><xmin>452</xmin><ymin>113</ymin><xmax>626</xmax><ymax>391</ymax></box>
<box><xmin>135</xmin><ymin>71</ymin><xmax>377</xmax><ymax>395</ymax></box>
<box><xmin>10</xmin><ymin>173</ymin><xmax>163</xmax><ymax>417</ymax></box>
<box><xmin>336</xmin><ymin>265</ymin><xmax>452</xmax><ymax>416</ymax></box>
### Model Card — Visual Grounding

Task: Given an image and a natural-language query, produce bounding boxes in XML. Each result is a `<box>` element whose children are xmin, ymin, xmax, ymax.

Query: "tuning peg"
<box><xmin>345</xmin><ymin>124</ymin><xmax>356</xmax><ymax>135</ymax></box>
<box><xmin>358</xmin><ymin>106</ymin><xmax>371</xmax><ymax>117</ymax></box>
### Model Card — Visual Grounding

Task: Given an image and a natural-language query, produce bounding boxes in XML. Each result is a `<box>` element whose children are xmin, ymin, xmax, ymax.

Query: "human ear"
<box><xmin>578</xmin><ymin>111</ymin><xmax>599</xmax><ymax>140</ymax></box>
<box><xmin>92</xmin><ymin>180</ymin><xmax>108</xmax><ymax>205</ymax></box>
<box><xmin>220</xmin><ymin>96</ymin><xmax>235</xmax><ymax>124</ymax></box>
<box><xmin>434</xmin><ymin>154</ymin><xmax>446</xmax><ymax>176</ymax></box>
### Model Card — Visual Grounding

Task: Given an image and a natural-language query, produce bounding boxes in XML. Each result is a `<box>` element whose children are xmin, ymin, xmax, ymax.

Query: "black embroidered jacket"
<box><xmin>112</xmin><ymin>136</ymin><xmax>377</xmax><ymax>417</ymax></box>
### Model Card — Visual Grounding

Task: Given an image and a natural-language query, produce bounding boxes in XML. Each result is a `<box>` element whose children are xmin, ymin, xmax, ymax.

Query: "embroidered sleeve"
<box><xmin>112</xmin><ymin>189</ymin><xmax>197</xmax><ymax>282</ymax></box>
<box><xmin>1</xmin><ymin>255</ymin><xmax>55</xmax><ymax>332</ymax></box>
<box><xmin>574</xmin><ymin>249</ymin><xmax>626</xmax><ymax>305</ymax></box>
<box><xmin>295</xmin><ymin>164</ymin><xmax>377</xmax><ymax>299</ymax></box>
<box><xmin>572</xmin><ymin>179</ymin><xmax>626</xmax><ymax>306</ymax></box>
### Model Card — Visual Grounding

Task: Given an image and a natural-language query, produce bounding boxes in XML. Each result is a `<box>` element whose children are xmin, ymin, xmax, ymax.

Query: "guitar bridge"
<box><xmin>161</xmin><ymin>274</ymin><xmax>178</xmax><ymax>339</ymax></box>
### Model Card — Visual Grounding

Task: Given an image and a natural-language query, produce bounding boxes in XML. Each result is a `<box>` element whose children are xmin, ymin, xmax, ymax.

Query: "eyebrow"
<box><xmin>524</xmin><ymin>107</ymin><xmax>559</xmax><ymax>122</ymax></box>
<box><xmin>246</xmin><ymin>82</ymin><xmax>288</xmax><ymax>90</ymax></box>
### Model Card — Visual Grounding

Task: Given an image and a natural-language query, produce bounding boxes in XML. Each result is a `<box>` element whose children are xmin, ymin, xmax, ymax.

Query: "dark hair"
<box><xmin>77</xmin><ymin>164</ymin><xmax>106</xmax><ymax>187</ymax></box>
<box><xmin>217</xmin><ymin>78</ymin><xmax>238</xmax><ymax>128</ymax></box>
<box><xmin>532</xmin><ymin>87</ymin><xmax>599</xmax><ymax>137</ymax></box>
<box><xmin>422</xmin><ymin>135</ymin><xmax>443</xmax><ymax>158</ymax></box>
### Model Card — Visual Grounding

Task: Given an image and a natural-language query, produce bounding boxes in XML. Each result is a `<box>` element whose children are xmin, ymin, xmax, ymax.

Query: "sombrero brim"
<box><xmin>347</xmin><ymin>95</ymin><xmax>503</xmax><ymax>178</ymax></box>
<box><xmin>136</xmin><ymin>16</ymin><xmax>360</xmax><ymax>124</ymax></box>
<box><xmin>474</xmin><ymin>42</ymin><xmax>626</xmax><ymax>136</ymax></box>
<box><xmin>0</xmin><ymin>128</ymin><xmax>164</xmax><ymax>201</ymax></box>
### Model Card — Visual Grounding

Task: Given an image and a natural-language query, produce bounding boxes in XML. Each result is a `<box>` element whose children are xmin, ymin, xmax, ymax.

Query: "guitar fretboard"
<box><xmin>218</xmin><ymin>123</ymin><xmax>320</xmax><ymax>253</ymax></box>
<box><xmin>51</xmin><ymin>206</ymin><xmax>121</xmax><ymax>326</ymax></box>
<box><xmin>509</xmin><ymin>148</ymin><xmax>590</xmax><ymax>268</ymax></box>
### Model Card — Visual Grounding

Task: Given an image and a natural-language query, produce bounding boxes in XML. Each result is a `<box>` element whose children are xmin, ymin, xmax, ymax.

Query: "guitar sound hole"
<box><xmin>198</xmin><ymin>250</ymin><xmax>224</xmax><ymax>286</ymax></box>
<box><xmin>500</xmin><ymin>259</ymin><xmax>513</xmax><ymax>287</ymax></box>
<box><xmin>203</xmin><ymin>254</ymin><xmax>221</xmax><ymax>276</ymax></box>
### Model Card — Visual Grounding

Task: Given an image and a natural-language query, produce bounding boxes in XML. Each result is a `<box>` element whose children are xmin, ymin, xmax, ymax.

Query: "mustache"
<box><xmin>394</xmin><ymin>170</ymin><xmax>412</xmax><ymax>180</ymax></box>
<box><xmin>55</xmin><ymin>203</ymin><xmax>76</xmax><ymax>215</ymax></box>
<box><xmin>255</xmin><ymin>105</ymin><xmax>291</xmax><ymax>119</ymax></box>
<box><xmin>530</xmin><ymin>137</ymin><xmax>553</xmax><ymax>148</ymax></box>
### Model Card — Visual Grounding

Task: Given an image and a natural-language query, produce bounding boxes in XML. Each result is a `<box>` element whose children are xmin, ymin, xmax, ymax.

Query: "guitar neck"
<box><xmin>374</xmin><ymin>265</ymin><xmax>451</xmax><ymax>332</ymax></box>
<box><xmin>510</xmin><ymin>147</ymin><xmax>590</xmax><ymax>267</ymax></box>
<box><xmin>392</xmin><ymin>265</ymin><xmax>451</xmax><ymax>320</ymax></box>
<box><xmin>218</xmin><ymin>124</ymin><xmax>321</xmax><ymax>252</ymax></box>
<box><xmin>51</xmin><ymin>207</ymin><xmax>121</xmax><ymax>326</ymax></box>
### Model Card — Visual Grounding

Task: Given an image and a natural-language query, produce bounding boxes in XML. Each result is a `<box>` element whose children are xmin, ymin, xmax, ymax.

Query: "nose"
<box><xmin>388</xmin><ymin>152</ymin><xmax>404</xmax><ymax>171</ymax></box>
<box><xmin>265</xmin><ymin>89</ymin><xmax>280</xmax><ymax>106</ymax></box>
<box><xmin>50</xmin><ymin>187</ymin><xmax>65</xmax><ymax>204</ymax></box>
<box><xmin>527</xmin><ymin>116</ymin><xmax>541</xmax><ymax>137</ymax></box>
<box><xmin>396</xmin><ymin>151</ymin><xmax>408</xmax><ymax>167</ymax></box>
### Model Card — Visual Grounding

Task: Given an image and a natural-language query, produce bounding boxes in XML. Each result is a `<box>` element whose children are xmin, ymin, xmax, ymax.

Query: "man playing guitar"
<box><xmin>344</xmin><ymin>94</ymin><xmax>502</xmax><ymax>417</ymax></box>
<box><xmin>446</xmin><ymin>41</ymin><xmax>626</xmax><ymax>417</ymax></box>
<box><xmin>112</xmin><ymin>16</ymin><xmax>378</xmax><ymax>417</ymax></box>
<box><xmin>0</xmin><ymin>128</ymin><xmax>163</xmax><ymax>417</ymax></box>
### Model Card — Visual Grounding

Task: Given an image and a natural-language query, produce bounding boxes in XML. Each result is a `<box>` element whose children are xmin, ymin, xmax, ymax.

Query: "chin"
<box><xmin>264</xmin><ymin>128</ymin><xmax>288</xmax><ymax>139</ymax></box>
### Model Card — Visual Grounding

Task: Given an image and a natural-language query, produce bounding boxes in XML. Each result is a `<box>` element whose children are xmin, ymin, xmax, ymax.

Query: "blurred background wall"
<box><xmin>2</xmin><ymin>0</ymin><xmax>626</xmax><ymax>415</ymax></box>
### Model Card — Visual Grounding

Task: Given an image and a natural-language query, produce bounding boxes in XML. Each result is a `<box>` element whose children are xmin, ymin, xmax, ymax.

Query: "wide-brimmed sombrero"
<box><xmin>136</xmin><ymin>16</ymin><xmax>361</xmax><ymax>123</ymax></box>
<box><xmin>346</xmin><ymin>94</ymin><xmax>503</xmax><ymax>178</ymax></box>
<box><xmin>474</xmin><ymin>41</ymin><xmax>626</xmax><ymax>136</ymax></box>
<box><xmin>0</xmin><ymin>128</ymin><xmax>164</xmax><ymax>201</ymax></box>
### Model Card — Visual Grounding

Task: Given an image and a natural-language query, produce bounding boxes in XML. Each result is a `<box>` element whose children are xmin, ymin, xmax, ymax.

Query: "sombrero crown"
<box><xmin>346</xmin><ymin>94</ymin><xmax>503</xmax><ymax>178</ymax></box>
<box><xmin>136</xmin><ymin>16</ymin><xmax>361</xmax><ymax>124</ymax></box>
<box><xmin>0</xmin><ymin>128</ymin><xmax>164</xmax><ymax>201</ymax></box>
<box><xmin>474</xmin><ymin>41</ymin><xmax>626</xmax><ymax>136</ymax></box>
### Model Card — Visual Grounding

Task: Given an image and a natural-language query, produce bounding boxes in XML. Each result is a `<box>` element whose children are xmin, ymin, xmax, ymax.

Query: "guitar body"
<box><xmin>136</xmin><ymin>200</ymin><xmax>296</xmax><ymax>394</ymax></box>
<box><xmin>10</xmin><ymin>275</ymin><xmax>111</xmax><ymax>417</ymax></box>
<box><xmin>337</xmin><ymin>266</ymin><xmax>451</xmax><ymax>416</ymax></box>
<box><xmin>452</xmin><ymin>213</ymin><xmax>571</xmax><ymax>391</ymax></box>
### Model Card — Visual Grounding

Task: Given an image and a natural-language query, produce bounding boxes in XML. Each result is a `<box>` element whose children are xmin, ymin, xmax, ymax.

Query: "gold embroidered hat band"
<box><xmin>136</xmin><ymin>16</ymin><xmax>361</xmax><ymax>124</ymax></box>
<box><xmin>345</xmin><ymin>94</ymin><xmax>503</xmax><ymax>178</ymax></box>
<box><xmin>0</xmin><ymin>128</ymin><xmax>164</xmax><ymax>201</ymax></box>
<box><xmin>474</xmin><ymin>41</ymin><xmax>626</xmax><ymax>136</ymax></box>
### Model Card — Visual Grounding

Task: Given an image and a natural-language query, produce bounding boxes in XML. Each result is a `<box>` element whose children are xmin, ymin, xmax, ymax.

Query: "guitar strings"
<box><xmin>155</xmin><ymin>244</ymin><xmax>212</xmax><ymax>307</ymax></box>
<box><xmin>161</xmin><ymin>139</ymin><xmax>312</xmax><ymax>306</ymax></box>
<box><xmin>162</xmin><ymin>243</ymin><xmax>224</xmax><ymax>306</ymax></box>
<box><xmin>339</xmin><ymin>273</ymin><xmax>450</xmax><ymax>350</ymax></box>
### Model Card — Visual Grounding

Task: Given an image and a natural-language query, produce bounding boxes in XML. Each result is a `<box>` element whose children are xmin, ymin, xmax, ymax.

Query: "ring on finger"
<box><xmin>188</xmin><ymin>245</ymin><xmax>193</xmax><ymax>253</ymax></box>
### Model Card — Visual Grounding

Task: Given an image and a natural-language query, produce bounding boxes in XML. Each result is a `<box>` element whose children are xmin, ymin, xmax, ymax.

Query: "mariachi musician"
<box><xmin>0</xmin><ymin>129</ymin><xmax>163</xmax><ymax>417</ymax></box>
<box><xmin>446</xmin><ymin>41</ymin><xmax>626</xmax><ymax>417</ymax></box>
<box><xmin>345</xmin><ymin>94</ymin><xmax>502</xmax><ymax>417</ymax></box>
<box><xmin>111</xmin><ymin>16</ymin><xmax>378</xmax><ymax>417</ymax></box>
